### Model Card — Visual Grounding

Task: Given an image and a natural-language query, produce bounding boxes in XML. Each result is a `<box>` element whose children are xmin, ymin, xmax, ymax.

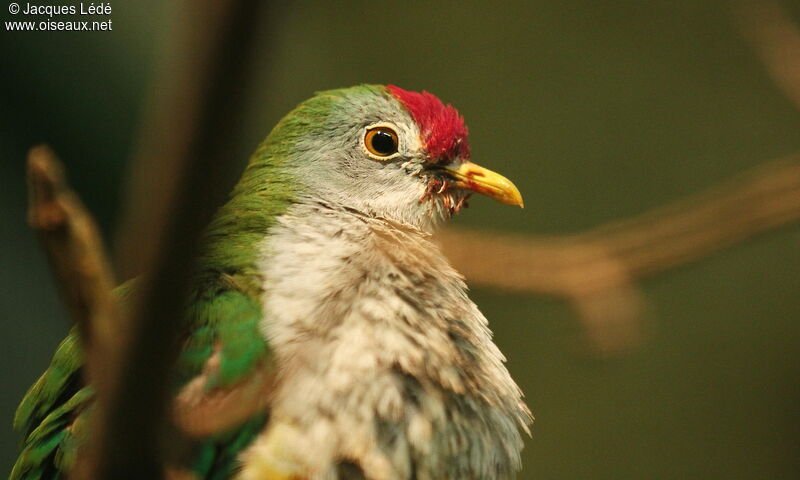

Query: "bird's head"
<box><xmin>255</xmin><ymin>84</ymin><xmax>523</xmax><ymax>231</ymax></box>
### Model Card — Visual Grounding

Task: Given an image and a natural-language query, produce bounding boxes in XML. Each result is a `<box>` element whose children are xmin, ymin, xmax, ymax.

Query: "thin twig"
<box><xmin>26</xmin><ymin>145</ymin><xmax>121</xmax><ymax>390</ymax></box>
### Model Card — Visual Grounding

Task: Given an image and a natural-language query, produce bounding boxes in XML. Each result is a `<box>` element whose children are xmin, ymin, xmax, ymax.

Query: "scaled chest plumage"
<box><xmin>235</xmin><ymin>201</ymin><xmax>530</xmax><ymax>480</ymax></box>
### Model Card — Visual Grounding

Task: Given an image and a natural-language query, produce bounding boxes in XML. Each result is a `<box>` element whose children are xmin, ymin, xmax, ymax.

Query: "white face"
<box><xmin>286</xmin><ymin>90</ymin><xmax>470</xmax><ymax>232</ymax></box>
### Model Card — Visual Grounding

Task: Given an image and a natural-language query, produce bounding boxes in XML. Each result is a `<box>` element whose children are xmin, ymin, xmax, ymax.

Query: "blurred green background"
<box><xmin>2</xmin><ymin>1</ymin><xmax>799</xmax><ymax>478</ymax></box>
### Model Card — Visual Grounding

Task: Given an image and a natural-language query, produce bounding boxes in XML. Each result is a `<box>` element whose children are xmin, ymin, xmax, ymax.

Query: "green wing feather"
<box><xmin>10</xmin><ymin>280</ymin><xmax>273</xmax><ymax>480</ymax></box>
<box><xmin>9</xmin><ymin>281</ymin><xmax>140</xmax><ymax>480</ymax></box>
<box><xmin>178</xmin><ymin>286</ymin><xmax>268</xmax><ymax>390</ymax></box>
<box><xmin>12</xmin><ymin>330</ymin><xmax>85</xmax><ymax>444</ymax></box>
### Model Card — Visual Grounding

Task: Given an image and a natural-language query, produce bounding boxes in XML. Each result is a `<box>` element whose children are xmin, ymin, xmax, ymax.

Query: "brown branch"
<box><xmin>736</xmin><ymin>0</ymin><xmax>800</xmax><ymax>110</ymax></box>
<box><xmin>438</xmin><ymin>154</ymin><xmax>800</xmax><ymax>353</ymax></box>
<box><xmin>26</xmin><ymin>146</ymin><xmax>122</xmax><ymax>390</ymax></box>
<box><xmin>75</xmin><ymin>1</ymin><xmax>270</xmax><ymax>479</ymax></box>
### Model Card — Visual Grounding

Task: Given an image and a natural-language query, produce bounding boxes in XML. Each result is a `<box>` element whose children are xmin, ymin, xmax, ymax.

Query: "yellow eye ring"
<box><xmin>364</xmin><ymin>125</ymin><xmax>399</xmax><ymax>159</ymax></box>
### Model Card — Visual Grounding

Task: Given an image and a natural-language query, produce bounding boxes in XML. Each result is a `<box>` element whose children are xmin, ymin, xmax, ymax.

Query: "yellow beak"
<box><xmin>441</xmin><ymin>161</ymin><xmax>524</xmax><ymax>208</ymax></box>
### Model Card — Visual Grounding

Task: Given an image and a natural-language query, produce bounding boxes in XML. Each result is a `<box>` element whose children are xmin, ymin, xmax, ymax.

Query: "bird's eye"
<box><xmin>364</xmin><ymin>125</ymin><xmax>399</xmax><ymax>159</ymax></box>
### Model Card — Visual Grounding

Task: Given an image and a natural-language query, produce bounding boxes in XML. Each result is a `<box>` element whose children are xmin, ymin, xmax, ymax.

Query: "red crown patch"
<box><xmin>387</xmin><ymin>85</ymin><xmax>470</xmax><ymax>163</ymax></box>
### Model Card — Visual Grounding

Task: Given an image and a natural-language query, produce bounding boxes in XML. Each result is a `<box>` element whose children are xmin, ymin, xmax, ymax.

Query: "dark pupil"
<box><xmin>371</xmin><ymin>130</ymin><xmax>397</xmax><ymax>155</ymax></box>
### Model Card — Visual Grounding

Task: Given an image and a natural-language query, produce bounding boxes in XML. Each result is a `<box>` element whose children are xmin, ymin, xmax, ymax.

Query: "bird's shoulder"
<box><xmin>177</xmin><ymin>272</ymin><xmax>270</xmax><ymax>389</ymax></box>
